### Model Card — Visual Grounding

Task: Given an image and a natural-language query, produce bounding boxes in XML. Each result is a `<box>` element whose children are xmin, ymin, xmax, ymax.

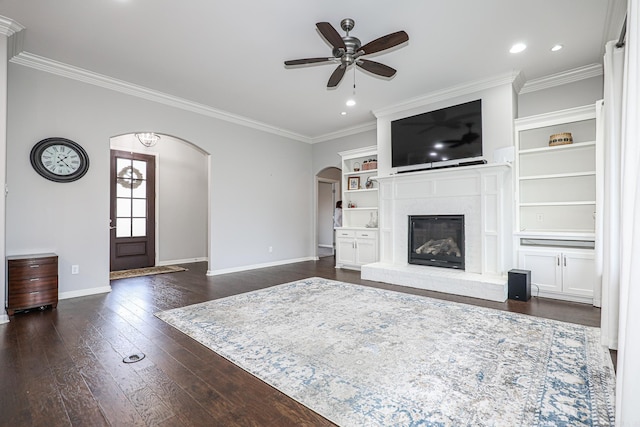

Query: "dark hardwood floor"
<box><xmin>0</xmin><ymin>257</ymin><xmax>612</xmax><ymax>426</ymax></box>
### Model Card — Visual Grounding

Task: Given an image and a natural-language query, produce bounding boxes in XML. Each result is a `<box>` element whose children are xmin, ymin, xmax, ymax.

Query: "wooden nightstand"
<box><xmin>6</xmin><ymin>253</ymin><xmax>58</xmax><ymax>316</ymax></box>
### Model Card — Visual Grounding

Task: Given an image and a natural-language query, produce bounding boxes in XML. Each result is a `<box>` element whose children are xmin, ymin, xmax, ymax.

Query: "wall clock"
<box><xmin>30</xmin><ymin>137</ymin><xmax>90</xmax><ymax>183</ymax></box>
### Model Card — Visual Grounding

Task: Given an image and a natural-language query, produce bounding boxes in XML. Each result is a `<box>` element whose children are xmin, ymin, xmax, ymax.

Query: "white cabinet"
<box><xmin>336</xmin><ymin>146</ymin><xmax>379</xmax><ymax>269</ymax></box>
<box><xmin>336</xmin><ymin>229</ymin><xmax>379</xmax><ymax>269</ymax></box>
<box><xmin>518</xmin><ymin>248</ymin><xmax>595</xmax><ymax>301</ymax></box>
<box><xmin>514</xmin><ymin>104</ymin><xmax>599</xmax><ymax>304</ymax></box>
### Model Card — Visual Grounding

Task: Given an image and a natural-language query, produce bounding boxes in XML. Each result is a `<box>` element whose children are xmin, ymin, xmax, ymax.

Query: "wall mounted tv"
<box><xmin>391</xmin><ymin>99</ymin><xmax>483</xmax><ymax>172</ymax></box>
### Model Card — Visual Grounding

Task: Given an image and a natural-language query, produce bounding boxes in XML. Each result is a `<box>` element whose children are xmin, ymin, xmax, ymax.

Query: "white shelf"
<box><xmin>344</xmin><ymin>188</ymin><xmax>378</xmax><ymax>194</ymax></box>
<box><xmin>518</xmin><ymin>140</ymin><xmax>595</xmax><ymax>154</ymax></box>
<box><xmin>519</xmin><ymin>201</ymin><xmax>595</xmax><ymax>207</ymax></box>
<box><xmin>344</xmin><ymin>207</ymin><xmax>378</xmax><ymax>211</ymax></box>
<box><xmin>344</xmin><ymin>170</ymin><xmax>378</xmax><ymax>177</ymax></box>
<box><xmin>519</xmin><ymin>171</ymin><xmax>595</xmax><ymax>180</ymax></box>
<box><xmin>515</xmin><ymin>230</ymin><xmax>596</xmax><ymax>240</ymax></box>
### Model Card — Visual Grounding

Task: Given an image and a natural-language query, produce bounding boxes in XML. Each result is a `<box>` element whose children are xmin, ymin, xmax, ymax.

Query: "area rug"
<box><xmin>155</xmin><ymin>277</ymin><xmax>615</xmax><ymax>426</ymax></box>
<box><xmin>109</xmin><ymin>265</ymin><xmax>187</xmax><ymax>280</ymax></box>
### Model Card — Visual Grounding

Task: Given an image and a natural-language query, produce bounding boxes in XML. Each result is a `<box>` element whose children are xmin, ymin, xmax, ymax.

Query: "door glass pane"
<box><xmin>116</xmin><ymin>218</ymin><xmax>131</xmax><ymax>237</ymax></box>
<box><xmin>132</xmin><ymin>199</ymin><xmax>146</xmax><ymax>217</ymax></box>
<box><xmin>114</xmin><ymin>155</ymin><xmax>150</xmax><ymax>239</ymax></box>
<box><xmin>132</xmin><ymin>160</ymin><xmax>147</xmax><ymax>180</ymax></box>
<box><xmin>132</xmin><ymin>218</ymin><xmax>146</xmax><ymax>237</ymax></box>
<box><xmin>132</xmin><ymin>180</ymin><xmax>146</xmax><ymax>198</ymax></box>
<box><xmin>117</xmin><ymin>180</ymin><xmax>132</xmax><ymax>197</ymax></box>
<box><xmin>116</xmin><ymin>198</ymin><xmax>131</xmax><ymax>217</ymax></box>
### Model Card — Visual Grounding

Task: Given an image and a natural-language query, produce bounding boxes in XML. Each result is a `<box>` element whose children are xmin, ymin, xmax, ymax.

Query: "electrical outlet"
<box><xmin>536</xmin><ymin>213</ymin><xmax>544</xmax><ymax>222</ymax></box>
<box><xmin>71</xmin><ymin>265</ymin><xmax>79</xmax><ymax>274</ymax></box>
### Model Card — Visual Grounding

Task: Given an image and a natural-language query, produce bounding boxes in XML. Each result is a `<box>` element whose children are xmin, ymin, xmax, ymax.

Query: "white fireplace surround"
<box><xmin>361</xmin><ymin>163</ymin><xmax>513</xmax><ymax>302</ymax></box>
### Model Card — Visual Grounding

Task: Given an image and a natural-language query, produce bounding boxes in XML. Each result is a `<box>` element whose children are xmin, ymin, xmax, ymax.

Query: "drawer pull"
<box><xmin>29</xmin><ymin>291</ymin><xmax>40</xmax><ymax>295</ymax></box>
<box><xmin>30</xmin><ymin>278</ymin><xmax>40</xmax><ymax>282</ymax></box>
<box><xmin>30</xmin><ymin>265</ymin><xmax>40</xmax><ymax>268</ymax></box>
<box><xmin>361</xmin><ymin>233</ymin><xmax>369</xmax><ymax>237</ymax></box>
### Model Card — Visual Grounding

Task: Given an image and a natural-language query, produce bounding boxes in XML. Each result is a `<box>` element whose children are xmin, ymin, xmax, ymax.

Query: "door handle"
<box><xmin>109</xmin><ymin>226</ymin><xmax>117</xmax><ymax>230</ymax></box>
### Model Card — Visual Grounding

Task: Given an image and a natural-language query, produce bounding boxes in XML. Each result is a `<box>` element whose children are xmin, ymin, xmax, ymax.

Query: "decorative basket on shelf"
<box><xmin>549</xmin><ymin>132</ymin><xmax>573</xmax><ymax>146</ymax></box>
<box><xmin>353</xmin><ymin>162</ymin><xmax>360</xmax><ymax>171</ymax></box>
<box><xmin>363</xmin><ymin>159</ymin><xmax>377</xmax><ymax>170</ymax></box>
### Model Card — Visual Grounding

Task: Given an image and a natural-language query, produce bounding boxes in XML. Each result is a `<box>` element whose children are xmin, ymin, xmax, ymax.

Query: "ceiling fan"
<box><xmin>284</xmin><ymin>18</ymin><xmax>409</xmax><ymax>88</ymax></box>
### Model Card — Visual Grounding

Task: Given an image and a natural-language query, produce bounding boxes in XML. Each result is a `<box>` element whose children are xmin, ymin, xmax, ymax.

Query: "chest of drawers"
<box><xmin>6</xmin><ymin>253</ymin><xmax>58</xmax><ymax>316</ymax></box>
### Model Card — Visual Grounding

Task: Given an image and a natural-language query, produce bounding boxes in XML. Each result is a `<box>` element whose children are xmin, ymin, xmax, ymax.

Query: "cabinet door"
<box><xmin>518</xmin><ymin>249</ymin><xmax>562</xmax><ymax>293</ymax></box>
<box><xmin>355</xmin><ymin>237</ymin><xmax>378</xmax><ymax>265</ymax></box>
<box><xmin>336</xmin><ymin>238</ymin><xmax>356</xmax><ymax>265</ymax></box>
<box><xmin>561</xmin><ymin>251</ymin><xmax>595</xmax><ymax>297</ymax></box>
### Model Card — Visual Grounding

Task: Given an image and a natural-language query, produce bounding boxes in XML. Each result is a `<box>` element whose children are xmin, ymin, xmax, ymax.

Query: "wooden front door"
<box><xmin>110</xmin><ymin>150</ymin><xmax>156</xmax><ymax>271</ymax></box>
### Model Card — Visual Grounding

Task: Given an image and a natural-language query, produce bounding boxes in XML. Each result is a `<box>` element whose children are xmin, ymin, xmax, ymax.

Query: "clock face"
<box><xmin>30</xmin><ymin>138</ymin><xmax>90</xmax><ymax>182</ymax></box>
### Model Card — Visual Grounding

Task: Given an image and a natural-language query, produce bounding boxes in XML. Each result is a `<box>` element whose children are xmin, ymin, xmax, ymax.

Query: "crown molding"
<box><xmin>519</xmin><ymin>63</ymin><xmax>603</xmax><ymax>94</ymax></box>
<box><xmin>310</xmin><ymin>121</ymin><xmax>377</xmax><ymax>144</ymax></box>
<box><xmin>0</xmin><ymin>16</ymin><xmax>25</xmax><ymax>37</ymax></box>
<box><xmin>372</xmin><ymin>70</ymin><xmax>523</xmax><ymax>119</ymax></box>
<box><xmin>10</xmin><ymin>52</ymin><xmax>312</xmax><ymax>143</ymax></box>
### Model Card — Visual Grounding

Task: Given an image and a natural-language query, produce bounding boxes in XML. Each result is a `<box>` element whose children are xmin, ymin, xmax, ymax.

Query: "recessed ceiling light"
<box><xmin>510</xmin><ymin>43</ymin><xmax>527</xmax><ymax>54</ymax></box>
<box><xmin>346</xmin><ymin>99</ymin><xmax>356</xmax><ymax>107</ymax></box>
<box><xmin>551</xmin><ymin>44</ymin><xmax>563</xmax><ymax>52</ymax></box>
<box><xmin>341</xmin><ymin>111</ymin><xmax>347</xmax><ymax>115</ymax></box>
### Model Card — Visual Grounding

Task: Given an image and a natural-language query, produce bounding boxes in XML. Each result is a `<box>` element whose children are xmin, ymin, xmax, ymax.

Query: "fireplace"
<box><xmin>408</xmin><ymin>215</ymin><xmax>465</xmax><ymax>270</ymax></box>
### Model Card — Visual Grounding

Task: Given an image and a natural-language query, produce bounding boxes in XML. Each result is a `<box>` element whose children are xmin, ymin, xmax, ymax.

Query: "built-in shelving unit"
<box><xmin>514</xmin><ymin>104</ymin><xmax>598</xmax><ymax>303</ymax></box>
<box><xmin>336</xmin><ymin>146</ymin><xmax>379</xmax><ymax>269</ymax></box>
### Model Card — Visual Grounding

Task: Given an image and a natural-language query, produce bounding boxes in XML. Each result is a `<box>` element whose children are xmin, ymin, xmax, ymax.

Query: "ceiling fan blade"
<box><xmin>327</xmin><ymin>64</ymin><xmax>347</xmax><ymax>88</ymax></box>
<box><xmin>356</xmin><ymin>59</ymin><xmax>396</xmax><ymax>78</ymax></box>
<box><xmin>359</xmin><ymin>30</ymin><xmax>409</xmax><ymax>55</ymax></box>
<box><xmin>284</xmin><ymin>57</ymin><xmax>334</xmax><ymax>66</ymax></box>
<box><xmin>316</xmin><ymin>22</ymin><xmax>346</xmax><ymax>50</ymax></box>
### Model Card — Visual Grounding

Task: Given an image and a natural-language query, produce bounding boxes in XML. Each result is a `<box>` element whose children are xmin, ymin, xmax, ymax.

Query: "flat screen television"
<box><xmin>391</xmin><ymin>99</ymin><xmax>483</xmax><ymax>172</ymax></box>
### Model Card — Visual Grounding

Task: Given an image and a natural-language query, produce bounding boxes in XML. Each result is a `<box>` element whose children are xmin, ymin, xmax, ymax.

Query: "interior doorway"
<box><xmin>316</xmin><ymin>167</ymin><xmax>341</xmax><ymax>258</ymax></box>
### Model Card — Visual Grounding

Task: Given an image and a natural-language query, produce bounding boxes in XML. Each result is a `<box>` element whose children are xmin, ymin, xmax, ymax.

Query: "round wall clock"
<box><xmin>30</xmin><ymin>137</ymin><xmax>90</xmax><ymax>183</ymax></box>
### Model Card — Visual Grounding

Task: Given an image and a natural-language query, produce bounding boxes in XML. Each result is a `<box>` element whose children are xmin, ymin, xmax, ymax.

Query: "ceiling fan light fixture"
<box><xmin>509</xmin><ymin>43</ymin><xmax>527</xmax><ymax>53</ymax></box>
<box><xmin>136</xmin><ymin>132</ymin><xmax>160</xmax><ymax>147</ymax></box>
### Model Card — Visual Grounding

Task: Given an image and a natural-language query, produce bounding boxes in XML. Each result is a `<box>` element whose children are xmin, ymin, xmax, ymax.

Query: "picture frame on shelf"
<box><xmin>348</xmin><ymin>176</ymin><xmax>360</xmax><ymax>190</ymax></box>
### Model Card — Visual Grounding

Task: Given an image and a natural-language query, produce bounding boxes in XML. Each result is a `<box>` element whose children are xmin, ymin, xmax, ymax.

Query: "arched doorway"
<box><xmin>109</xmin><ymin>133</ymin><xmax>209</xmax><ymax>271</ymax></box>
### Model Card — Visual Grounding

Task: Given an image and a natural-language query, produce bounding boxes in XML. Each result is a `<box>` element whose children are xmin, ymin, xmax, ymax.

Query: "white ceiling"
<box><xmin>0</xmin><ymin>0</ymin><xmax>626</xmax><ymax>141</ymax></box>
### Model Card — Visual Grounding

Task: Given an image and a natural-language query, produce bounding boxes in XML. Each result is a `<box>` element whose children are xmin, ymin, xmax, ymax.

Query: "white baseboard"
<box><xmin>1</xmin><ymin>285</ymin><xmax>112</xmax><ymax>323</ymax></box>
<box><xmin>318</xmin><ymin>244</ymin><xmax>333</xmax><ymax>248</ymax></box>
<box><xmin>207</xmin><ymin>257</ymin><xmax>316</xmax><ymax>276</ymax></box>
<box><xmin>59</xmin><ymin>286</ymin><xmax>112</xmax><ymax>301</ymax></box>
<box><xmin>157</xmin><ymin>257</ymin><xmax>208</xmax><ymax>266</ymax></box>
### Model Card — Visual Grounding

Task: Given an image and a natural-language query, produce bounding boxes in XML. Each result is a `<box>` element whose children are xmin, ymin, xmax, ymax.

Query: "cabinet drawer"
<box><xmin>8</xmin><ymin>262</ymin><xmax>58</xmax><ymax>281</ymax></box>
<box><xmin>8</xmin><ymin>288</ymin><xmax>58</xmax><ymax>308</ymax></box>
<box><xmin>8</xmin><ymin>277</ymin><xmax>58</xmax><ymax>294</ymax></box>
<box><xmin>336</xmin><ymin>230</ymin><xmax>355</xmax><ymax>238</ymax></box>
<box><xmin>356</xmin><ymin>230</ymin><xmax>376</xmax><ymax>239</ymax></box>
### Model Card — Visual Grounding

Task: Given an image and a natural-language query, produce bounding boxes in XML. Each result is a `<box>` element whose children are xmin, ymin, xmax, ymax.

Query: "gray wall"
<box><xmin>6</xmin><ymin>64</ymin><xmax>314</xmax><ymax>298</ymax></box>
<box><xmin>518</xmin><ymin>76</ymin><xmax>603</xmax><ymax>117</ymax></box>
<box><xmin>312</xmin><ymin>130</ymin><xmax>376</xmax><ymax>175</ymax></box>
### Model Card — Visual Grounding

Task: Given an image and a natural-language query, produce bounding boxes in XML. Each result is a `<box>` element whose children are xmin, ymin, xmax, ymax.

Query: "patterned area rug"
<box><xmin>109</xmin><ymin>265</ymin><xmax>187</xmax><ymax>280</ymax></box>
<box><xmin>155</xmin><ymin>277</ymin><xmax>615</xmax><ymax>426</ymax></box>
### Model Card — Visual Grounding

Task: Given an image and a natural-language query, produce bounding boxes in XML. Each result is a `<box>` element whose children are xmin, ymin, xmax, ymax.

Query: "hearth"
<box><xmin>408</xmin><ymin>215</ymin><xmax>465</xmax><ymax>270</ymax></box>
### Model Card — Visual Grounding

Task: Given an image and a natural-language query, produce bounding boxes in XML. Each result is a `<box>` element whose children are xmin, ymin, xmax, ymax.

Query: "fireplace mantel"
<box><xmin>362</xmin><ymin>163</ymin><xmax>513</xmax><ymax>302</ymax></box>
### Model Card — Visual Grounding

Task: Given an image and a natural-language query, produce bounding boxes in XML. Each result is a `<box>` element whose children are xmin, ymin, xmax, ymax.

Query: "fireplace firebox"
<box><xmin>408</xmin><ymin>215</ymin><xmax>465</xmax><ymax>270</ymax></box>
